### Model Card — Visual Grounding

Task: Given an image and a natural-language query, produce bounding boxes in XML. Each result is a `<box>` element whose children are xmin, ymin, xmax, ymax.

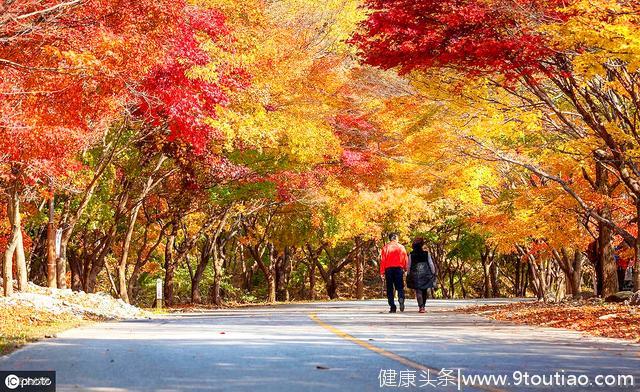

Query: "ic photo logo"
<box><xmin>0</xmin><ymin>371</ymin><xmax>55</xmax><ymax>392</ymax></box>
<box><xmin>4</xmin><ymin>375</ymin><xmax>19</xmax><ymax>390</ymax></box>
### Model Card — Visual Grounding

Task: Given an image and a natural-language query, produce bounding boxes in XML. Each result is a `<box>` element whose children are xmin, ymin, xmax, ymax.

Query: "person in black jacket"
<box><xmin>406</xmin><ymin>237</ymin><xmax>437</xmax><ymax>313</ymax></box>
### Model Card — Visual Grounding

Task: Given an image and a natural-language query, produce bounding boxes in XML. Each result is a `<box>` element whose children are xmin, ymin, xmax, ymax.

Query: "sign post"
<box><xmin>156</xmin><ymin>278</ymin><xmax>163</xmax><ymax>310</ymax></box>
<box><xmin>54</xmin><ymin>228</ymin><xmax>62</xmax><ymax>258</ymax></box>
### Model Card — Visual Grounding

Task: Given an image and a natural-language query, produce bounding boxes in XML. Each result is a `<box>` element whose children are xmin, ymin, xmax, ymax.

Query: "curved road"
<box><xmin>1</xmin><ymin>299</ymin><xmax>639</xmax><ymax>391</ymax></box>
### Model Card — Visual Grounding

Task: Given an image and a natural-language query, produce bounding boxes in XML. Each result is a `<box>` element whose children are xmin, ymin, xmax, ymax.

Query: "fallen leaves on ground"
<box><xmin>0</xmin><ymin>305</ymin><xmax>94</xmax><ymax>356</ymax></box>
<box><xmin>458</xmin><ymin>302</ymin><xmax>640</xmax><ymax>342</ymax></box>
<box><xmin>0</xmin><ymin>283</ymin><xmax>148</xmax><ymax>356</ymax></box>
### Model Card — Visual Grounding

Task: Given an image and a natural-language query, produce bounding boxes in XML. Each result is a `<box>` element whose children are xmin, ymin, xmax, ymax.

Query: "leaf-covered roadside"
<box><xmin>0</xmin><ymin>306</ymin><xmax>98</xmax><ymax>356</ymax></box>
<box><xmin>459</xmin><ymin>302</ymin><xmax>640</xmax><ymax>342</ymax></box>
<box><xmin>0</xmin><ymin>283</ymin><xmax>148</xmax><ymax>356</ymax></box>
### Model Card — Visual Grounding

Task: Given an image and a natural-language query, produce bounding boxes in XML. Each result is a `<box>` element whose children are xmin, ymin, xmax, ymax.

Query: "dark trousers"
<box><xmin>617</xmin><ymin>267</ymin><xmax>626</xmax><ymax>291</ymax></box>
<box><xmin>385</xmin><ymin>267</ymin><xmax>405</xmax><ymax>310</ymax></box>
<box><xmin>415</xmin><ymin>289</ymin><xmax>428</xmax><ymax>308</ymax></box>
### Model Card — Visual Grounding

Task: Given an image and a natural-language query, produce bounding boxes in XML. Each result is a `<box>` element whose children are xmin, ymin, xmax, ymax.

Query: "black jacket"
<box><xmin>407</xmin><ymin>250</ymin><xmax>436</xmax><ymax>290</ymax></box>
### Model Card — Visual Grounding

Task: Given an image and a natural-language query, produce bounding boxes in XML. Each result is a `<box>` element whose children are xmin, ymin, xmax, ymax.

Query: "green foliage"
<box><xmin>448</xmin><ymin>231</ymin><xmax>486</xmax><ymax>261</ymax></box>
<box><xmin>209</xmin><ymin>181</ymin><xmax>276</xmax><ymax>204</ymax></box>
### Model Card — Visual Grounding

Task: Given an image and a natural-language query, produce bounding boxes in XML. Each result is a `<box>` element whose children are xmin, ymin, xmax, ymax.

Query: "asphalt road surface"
<box><xmin>1</xmin><ymin>299</ymin><xmax>639</xmax><ymax>391</ymax></box>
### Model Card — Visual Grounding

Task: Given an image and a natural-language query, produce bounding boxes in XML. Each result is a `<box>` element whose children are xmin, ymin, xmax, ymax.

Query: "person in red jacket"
<box><xmin>380</xmin><ymin>233</ymin><xmax>408</xmax><ymax>313</ymax></box>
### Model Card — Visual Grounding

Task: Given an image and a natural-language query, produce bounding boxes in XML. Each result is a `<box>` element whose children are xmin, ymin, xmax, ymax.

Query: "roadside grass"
<box><xmin>459</xmin><ymin>301</ymin><xmax>640</xmax><ymax>342</ymax></box>
<box><xmin>0</xmin><ymin>306</ymin><xmax>95</xmax><ymax>356</ymax></box>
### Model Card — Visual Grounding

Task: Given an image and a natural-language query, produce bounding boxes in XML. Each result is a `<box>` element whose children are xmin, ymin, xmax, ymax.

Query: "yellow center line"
<box><xmin>308</xmin><ymin>312</ymin><xmax>506</xmax><ymax>392</ymax></box>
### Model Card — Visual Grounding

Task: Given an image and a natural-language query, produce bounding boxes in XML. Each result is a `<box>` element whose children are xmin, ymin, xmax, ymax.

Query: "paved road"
<box><xmin>1</xmin><ymin>299</ymin><xmax>639</xmax><ymax>391</ymax></box>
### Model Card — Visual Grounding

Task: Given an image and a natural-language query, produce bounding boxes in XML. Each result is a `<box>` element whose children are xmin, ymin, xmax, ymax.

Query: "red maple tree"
<box><xmin>351</xmin><ymin>0</ymin><xmax>567</xmax><ymax>77</ymax></box>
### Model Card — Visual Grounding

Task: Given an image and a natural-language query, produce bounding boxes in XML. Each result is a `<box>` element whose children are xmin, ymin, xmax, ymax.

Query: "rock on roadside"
<box><xmin>629</xmin><ymin>291</ymin><xmax>640</xmax><ymax>306</ymax></box>
<box><xmin>604</xmin><ymin>291</ymin><xmax>634</xmax><ymax>303</ymax></box>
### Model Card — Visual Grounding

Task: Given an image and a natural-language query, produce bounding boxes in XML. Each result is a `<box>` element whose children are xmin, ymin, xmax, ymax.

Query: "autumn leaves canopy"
<box><xmin>1</xmin><ymin>0</ymin><xmax>639</xmax><ymax>302</ymax></box>
<box><xmin>353</xmin><ymin>0</ymin><xmax>640</xmax><ymax>297</ymax></box>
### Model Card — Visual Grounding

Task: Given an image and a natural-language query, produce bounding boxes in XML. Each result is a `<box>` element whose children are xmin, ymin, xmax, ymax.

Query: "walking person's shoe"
<box><xmin>419</xmin><ymin>307</ymin><xmax>426</xmax><ymax>313</ymax></box>
<box><xmin>389</xmin><ymin>307</ymin><xmax>397</xmax><ymax>313</ymax></box>
<box><xmin>399</xmin><ymin>298</ymin><xmax>405</xmax><ymax>312</ymax></box>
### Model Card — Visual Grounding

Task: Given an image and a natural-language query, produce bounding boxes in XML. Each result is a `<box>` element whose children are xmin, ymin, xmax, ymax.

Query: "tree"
<box><xmin>354</xmin><ymin>0</ymin><xmax>640</xmax><ymax>296</ymax></box>
<box><xmin>0</xmin><ymin>0</ymin><xmax>187</xmax><ymax>294</ymax></box>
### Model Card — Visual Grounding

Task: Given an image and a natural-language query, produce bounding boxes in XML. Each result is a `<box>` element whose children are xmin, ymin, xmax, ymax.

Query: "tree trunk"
<box><xmin>274</xmin><ymin>247</ymin><xmax>292</xmax><ymax>302</ymax></box>
<box><xmin>239</xmin><ymin>245</ymin><xmax>251</xmax><ymax>291</ymax></box>
<box><xmin>482</xmin><ymin>263</ymin><xmax>491</xmax><ymax>298</ymax></box>
<box><xmin>9</xmin><ymin>190</ymin><xmax>27</xmax><ymax>291</ymax></box>
<box><xmin>163</xmin><ymin>228</ymin><xmax>177</xmax><ymax>306</ymax></box>
<box><xmin>275</xmin><ymin>255</ymin><xmax>286</xmax><ymax>302</ymax></box>
<box><xmin>458</xmin><ymin>269</ymin><xmax>467</xmax><ymax>298</ymax></box>
<box><xmin>448</xmin><ymin>266</ymin><xmax>455</xmax><ymax>298</ymax></box>
<box><xmin>4</xmin><ymin>187</ymin><xmax>26</xmax><ymax>294</ymax></box>
<box><xmin>56</xmin><ymin>198</ymin><xmax>73</xmax><ymax>291</ymax></box>
<box><xmin>594</xmin><ymin>158</ymin><xmax>618</xmax><ymax>297</ymax></box>
<box><xmin>355</xmin><ymin>238</ymin><xmax>364</xmax><ymax>299</ymax></box>
<box><xmin>255</xmin><ymin>243</ymin><xmax>277</xmax><ymax>303</ymax></box>
<box><xmin>87</xmin><ymin>233</ymin><xmax>114</xmax><ymax>294</ymax></box>
<box><xmin>305</xmin><ymin>244</ymin><xmax>320</xmax><ymax>300</ymax></box>
<box><xmin>2</xmin><ymin>197</ymin><xmax>19</xmax><ymax>296</ymax></box>
<box><xmin>116</xmin><ymin>260</ymin><xmax>129</xmax><ymax>302</ymax></box>
<box><xmin>355</xmin><ymin>254</ymin><xmax>364</xmax><ymax>300</ymax></box>
<box><xmin>120</xmin><ymin>155</ymin><xmax>168</xmax><ymax>303</ymax></box>
<box><xmin>267</xmin><ymin>274</ymin><xmax>276</xmax><ymax>303</ymax></box>
<box><xmin>518</xmin><ymin>244</ymin><xmax>545</xmax><ymax>300</ymax></box>
<box><xmin>86</xmin><ymin>262</ymin><xmax>105</xmax><ymax>294</ymax></box>
<box><xmin>3</xmin><ymin>242</ymin><xmax>16</xmax><ymax>296</ymax></box>
<box><xmin>553</xmin><ymin>247</ymin><xmax>582</xmax><ymax>298</ymax></box>
<box><xmin>326</xmin><ymin>273</ymin><xmax>338</xmax><ymax>299</ymax></box>
<box><xmin>68</xmin><ymin>250</ymin><xmax>84</xmax><ymax>291</ymax></box>
<box><xmin>210</xmin><ymin>271</ymin><xmax>222</xmax><ymax>306</ymax></box>
<box><xmin>309</xmin><ymin>261</ymin><xmax>316</xmax><ymax>300</ymax></box>
<box><xmin>194</xmin><ymin>235</ymin><xmax>214</xmax><ymax>305</ymax></box>
<box><xmin>490</xmin><ymin>260</ymin><xmax>500</xmax><ymax>297</ymax></box>
<box><xmin>598</xmin><ymin>217</ymin><xmax>617</xmax><ymax>296</ymax></box>
<box><xmin>117</xmin><ymin>204</ymin><xmax>142</xmax><ymax>303</ymax></box>
<box><xmin>46</xmin><ymin>194</ymin><xmax>57</xmax><ymax>288</ymax></box>
<box><xmin>14</xmin><ymin>222</ymin><xmax>27</xmax><ymax>291</ymax></box>
<box><xmin>522</xmin><ymin>263</ymin><xmax>529</xmax><ymax>296</ymax></box>
<box><xmin>528</xmin><ymin>262</ymin><xmax>543</xmax><ymax>300</ymax></box>
<box><xmin>285</xmin><ymin>249</ymin><xmax>292</xmax><ymax>301</ymax></box>
<box><xmin>127</xmin><ymin>269</ymin><xmax>145</xmax><ymax>303</ymax></box>
<box><xmin>555</xmin><ymin>248</ymin><xmax>571</xmax><ymax>296</ymax></box>
<box><xmin>27</xmin><ymin>226</ymin><xmax>47</xmax><ymax>285</ymax></box>
<box><xmin>480</xmin><ymin>246</ymin><xmax>492</xmax><ymax>298</ymax></box>
<box><xmin>191</xmin><ymin>244</ymin><xmax>211</xmax><ymax>304</ymax></box>
<box><xmin>210</xmin><ymin>234</ymin><xmax>228</xmax><ymax>307</ymax></box>
<box><xmin>210</xmin><ymin>243</ymin><xmax>222</xmax><ymax>306</ymax></box>
<box><xmin>569</xmin><ymin>249</ymin><xmax>583</xmax><ymax>296</ymax></box>
<box><xmin>514</xmin><ymin>256</ymin><xmax>521</xmax><ymax>296</ymax></box>
<box><xmin>56</xmin><ymin>240</ymin><xmax>67</xmax><ymax>289</ymax></box>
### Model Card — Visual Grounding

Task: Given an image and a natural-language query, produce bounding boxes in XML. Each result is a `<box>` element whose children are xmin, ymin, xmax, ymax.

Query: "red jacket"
<box><xmin>380</xmin><ymin>241</ymin><xmax>408</xmax><ymax>275</ymax></box>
